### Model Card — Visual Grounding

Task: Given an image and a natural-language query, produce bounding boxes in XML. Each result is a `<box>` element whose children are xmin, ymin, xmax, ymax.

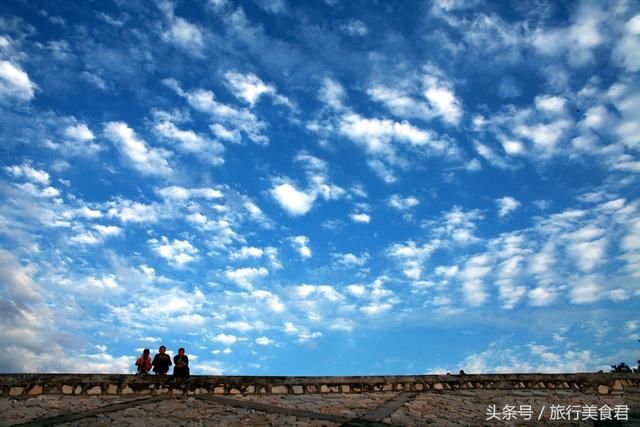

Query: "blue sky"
<box><xmin>0</xmin><ymin>0</ymin><xmax>639</xmax><ymax>375</ymax></box>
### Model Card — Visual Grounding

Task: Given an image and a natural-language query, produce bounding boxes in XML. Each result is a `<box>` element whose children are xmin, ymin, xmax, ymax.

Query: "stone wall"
<box><xmin>1</xmin><ymin>373</ymin><xmax>638</xmax><ymax>398</ymax></box>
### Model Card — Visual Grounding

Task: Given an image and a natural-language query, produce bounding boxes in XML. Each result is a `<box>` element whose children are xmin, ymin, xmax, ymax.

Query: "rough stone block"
<box><xmin>292</xmin><ymin>385</ymin><xmax>304</xmax><ymax>394</ymax></box>
<box><xmin>612</xmin><ymin>380</ymin><xmax>623</xmax><ymax>391</ymax></box>
<box><xmin>229</xmin><ymin>388</ymin><xmax>241</xmax><ymax>395</ymax></box>
<box><xmin>107</xmin><ymin>384</ymin><xmax>118</xmax><ymax>395</ymax></box>
<box><xmin>172</xmin><ymin>388</ymin><xmax>183</xmax><ymax>395</ymax></box>
<box><xmin>598</xmin><ymin>385</ymin><xmax>609</xmax><ymax>394</ymax></box>
<box><xmin>320</xmin><ymin>385</ymin><xmax>330</xmax><ymax>393</ymax></box>
<box><xmin>433</xmin><ymin>383</ymin><xmax>443</xmax><ymax>390</ymax></box>
<box><xmin>194</xmin><ymin>387</ymin><xmax>207</xmax><ymax>395</ymax></box>
<box><xmin>306</xmin><ymin>385</ymin><xmax>317</xmax><ymax>393</ymax></box>
<box><xmin>213</xmin><ymin>386</ymin><xmax>225</xmax><ymax>394</ymax></box>
<box><xmin>271</xmin><ymin>385</ymin><xmax>288</xmax><ymax>394</ymax></box>
<box><xmin>121</xmin><ymin>386</ymin><xmax>134</xmax><ymax>394</ymax></box>
<box><xmin>340</xmin><ymin>385</ymin><xmax>350</xmax><ymax>393</ymax></box>
<box><xmin>382</xmin><ymin>384</ymin><xmax>393</xmax><ymax>391</ymax></box>
<box><xmin>28</xmin><ymin>385</ymin><xmax>43</xmax><ymax>395</ymax></box>
<box><xmin>74</xmin><ymin>385</ymin><xmax>83</xmax><ymax>394</ymax></box>
<box><xmin>155</xmin><ymin>387</ymin><xmax>168</xmax><ymax>394</ymax></box>
<box><xmin>245</xmin><ymin>385</ymin><xmax>255</xmax><ymax>394</ymax></box>
<box><xmin>9</xmin><ymin>387</ymin><xmax>24</xmax><ymax>396</ymax></box>
<box><xmin>87</xmin><ymin>386</ymin><xmax>102</xmax><ymax>395</ymax></box>
<box><xmin>414</xmin><ymin>383</ymin><xmax>424</xmax><ymax>391</ymax></box>
<box><xmin>62</xmin><ymin>385</ymin><xmax>73</xmax><ymax>394</ymax></box>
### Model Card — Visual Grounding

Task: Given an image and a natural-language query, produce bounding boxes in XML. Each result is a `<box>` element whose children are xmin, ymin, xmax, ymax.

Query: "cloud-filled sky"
<box><xmin>0</xmin><ymin>0</ymin><xmax>639</xmax><ymax>375</ymax></box>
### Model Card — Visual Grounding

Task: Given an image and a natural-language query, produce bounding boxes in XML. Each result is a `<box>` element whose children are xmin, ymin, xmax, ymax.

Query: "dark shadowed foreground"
<box><xmin>1</xmin><ymin>373</ymin><xmax>638</xmax><ymax>426</ymax></box>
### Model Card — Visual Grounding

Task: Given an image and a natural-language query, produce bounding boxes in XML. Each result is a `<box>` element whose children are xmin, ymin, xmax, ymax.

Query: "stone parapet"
<box><xmin>1</xmin><ymin>373</ymin><xmax>638</xmax><ymax>398</ymax></box>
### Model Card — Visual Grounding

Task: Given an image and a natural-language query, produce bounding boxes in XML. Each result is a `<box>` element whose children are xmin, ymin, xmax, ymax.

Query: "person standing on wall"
<box><xmin>152</xmin><ymin>345</ymin><xmax>172</xmax><ymax>375</ymax></box>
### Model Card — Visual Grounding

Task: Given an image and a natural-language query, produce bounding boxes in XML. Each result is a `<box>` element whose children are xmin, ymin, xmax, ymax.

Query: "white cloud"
<box><xmin>255</xmin><ymin>336</ymin><xmax>274</xmax><ymax>345</ymax></box>
<box><xmin>535</xmin><ymin>95</ymin><xmax>566</xmax><ymax>115</ymax></box>
<box><xmin>156</xmin><ymin>185</ymin><xmax>223</xmax><ymax>201</ymax></box>
<box><xmin>388</xmin><ymin>241</ymin><xmax>438</xmax><ymax>280</ymax></box>
<box><xmin>333</xmin><ymin>252</ymin><xmax>369</xmax><ymax>267</ymax></box>
<box><xmin>213</xmin><ymin>333</ymin><xmax>238</xmax><ymax>346</ymax></box>
<box><xmin>5</xmin><ymin>164</ymin><xmax>50</xmax><ymax>186</ymax></box>
<box><xmin>258</xmin><ymin>0</ymin><xmax>287</xmax><ymax>14</ymax></box>
<box><xmin>94</xmin><ymin>225</ymin><xmax>122</xmax><ymax>236</ymax></box>
<box><xmin>70</xmin><ymin>232</ymin><xmax>101</xmax><ymax>246</ymax></box>
<box><xmin>270</xmin><ymin>183</ymin><xmax>316</xmax><ymax>216</ymax></box>
<box><xmin>149</xmin><ymin>236</ymin><xmax>199</xmax><ymax>266</ymax></box>
<box><xmin>282</xmin><ymin>322</ymin><xmax>322</xmax><ymax>343</ymax></box>
<box><xmin>107</xmin><ymin>199</ymin><xmax>158</xmax><ymax>223</ymax></box>
<box><xmin>496</xmin><ymin>196</ymin><xmax>521</xmax><ymax>217</ymax></box>
<box><xmin>474</xmin><ymin>141</ymin><xmax>511</xmax><ymax>169</ymax></box>
<box><xmin>103</xmin><ymin>122</ymin><xmax>173</xmax><ymax>177</ymax></box>
<box><xmin>295</xmin><ymin>284</ymin><xmax>344</xmax><ymax>302</ymax></box>
<box><xmin>423</xmin><ymin>71</ymin><xmax>462</xmax><ymax>125</ymax></box>
<box><xmin>350</xmin><ymin>212</ymin><xmax>371</xmax><ymax>223</ymax></box>
<box><xmin>613</xmin><ymin>14</ymin><xmax>640</xmax><ymax>72</ymax></box>
<box><xmin>341</xmin><ymin>19</ymin><xmax>368</xmax><ymax>36</ymax></box>
<box><xmin>230</xmin><ymin>246</ymin><xmax>264</xmax><ymax>260</ymax></box>
<box><xmin>428</xmin><ymin>206</ymin><xmax>482</xmax><ymax>245</ymax></box>
<box><xmin>224</xmin><ymin>71</ymin><xmax>291</xmax><ymax>108</ymax></box>
<box><xmin>0</xmin><ymin>249</ymin><xmax>44</xmax><ymax>303</ymax></box>
<box><xmin>388</xmin><ymin>194</ymin><xmax>419</xmax><ymax>210</ymax></box>
<box><xmin>225</xmin><ymin>266</ymin><xmax>268</xmax><ymax>289</ymax></box>
<box><xmin>64</xmin><ymin>123</ymin><xmax>95</xmax><ymax>142</ymax></box>
<box><xmin>318</xmin><ymin>78</ymin><xmax>346</xmax><ymax>110</ymax></box>
<box><xmin>163</xmin><ymin>78</ymin><xmax>268</xmax><ymax>144</ymax></box>
<box><xmin>162</xmin><ymin>17</ymin><xmax>205</xmax><ymax>56</ymax></box>
<box><xmin>291</xmin><ymin>235</ymin><xmax>312</xmax><ymax>258</ymax></box>
<box><xmin>0</xmin><ymin>60</ymin><xmax>36</xmax><ymax>102</ymax></box>
<box><xmin>252</xmin><ymin>289</ymin><xmax>285</xmax><ymax>312</ymax></box>
<box><xmin>154</xmin><ymin>121</ymin><xmax>224</xmax><ymax>165</ymax></box>
<box><xmin>210</xmin><ymin>123</ymin><xmax>241</xmax><ymax>143</ymax></box>
<box><xmin>86</xmin><ymin>275</ymin><xmax>120</xmax><ymax>290</ymax></box>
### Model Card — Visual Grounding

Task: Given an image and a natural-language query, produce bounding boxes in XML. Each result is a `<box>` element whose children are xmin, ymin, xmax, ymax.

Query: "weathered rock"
<box><xmin>62</xmin><ymin>385</ymin><xmax>73</xmax><ymax>394</ymax></box>
<box><xmin>9</xmin><ymin>387</ymin><xmax>24</xmax><ymax>396</ymax></box>
<box><xmin>28</xmin><ymin>385</ymin><xmax>43</xmax><ymax>395</ymax></box>
<box><xmin>598</xmin><ymin>385</ymin><xmax>609</xmax><ymax>394</ymax></box>
<box><xmin>107</xmin><ymin>384</ymin><xmax>118</xmax><ymax>394</ymax></box>
<box><xmin>87</xmin><ymin>386</ymin><xmax>102</xmax><ymax>395</ymax></box>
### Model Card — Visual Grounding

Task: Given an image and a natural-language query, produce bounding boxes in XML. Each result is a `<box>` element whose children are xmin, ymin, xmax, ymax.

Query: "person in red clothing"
<box><xmin>135</xmin><ymin>349</ymin><xmax>152</xmax><ymax>375</ymax></box>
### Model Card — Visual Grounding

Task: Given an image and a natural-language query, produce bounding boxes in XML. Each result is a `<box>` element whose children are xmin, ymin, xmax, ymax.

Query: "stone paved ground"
<box><xmin>1</xmin><ymin>389</ymin><xmax>638</xmax><ymax>426</ymax></box>
<box><xmin>243</xmin><ymin>392</ymin><xmax>398</xmax><ymax>419</ymax></box>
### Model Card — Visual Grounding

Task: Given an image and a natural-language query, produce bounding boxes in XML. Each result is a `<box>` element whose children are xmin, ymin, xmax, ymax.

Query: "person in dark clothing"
<box><xmin>152</xmin><ymin>345</ymin><xmax>172</xmax><ymax>375</ymax></box>
<box><xmin>173</xmin><ymin>347</ymin><xmax>190</xmax><ymax>377</ymax></box>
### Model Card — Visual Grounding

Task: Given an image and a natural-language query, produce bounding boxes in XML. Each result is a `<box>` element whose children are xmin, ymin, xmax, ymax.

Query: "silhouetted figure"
<box><xmin>152</xmin><ymin>345</ymin><xmax>172</xmax><ymax>375</ymax></box>
<box><xmin>135</xmin><ymin>348</ymin><xmax>152</xmax><ymax>375</ymax></box>
<box><xmin>459</xmin><ymin>369</ymin><xmax>466</xmax><ymax>376</ymax></box>
<box><xmin>173</xmin><ymin>347</ymin><xmax>190</xmax><ymax>377</ymax></box>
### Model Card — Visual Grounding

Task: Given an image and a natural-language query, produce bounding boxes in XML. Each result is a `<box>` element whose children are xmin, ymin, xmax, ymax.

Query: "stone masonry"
<box><xmin>0</xmin><ymin>373</ymin><xmax>638</xmax><ymax>425</ymax></box>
